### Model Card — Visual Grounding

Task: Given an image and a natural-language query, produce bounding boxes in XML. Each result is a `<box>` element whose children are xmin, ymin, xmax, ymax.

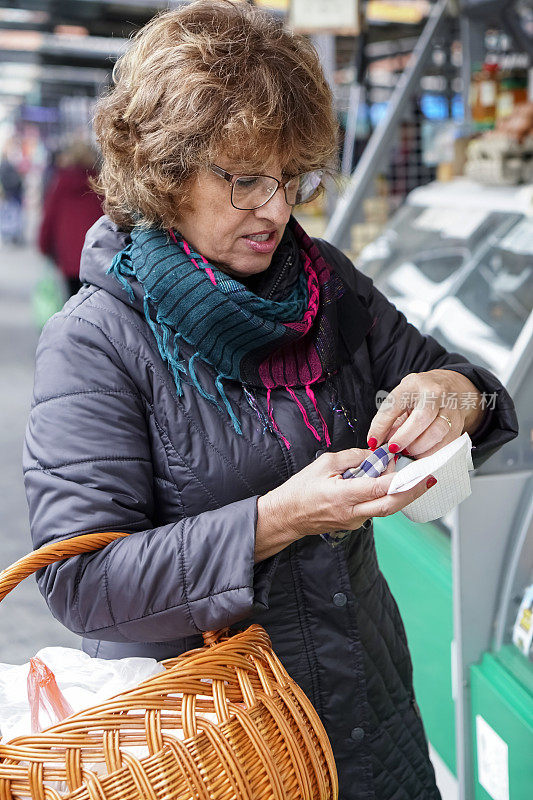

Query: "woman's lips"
<box><xmin>242</xmin><ymin>230</ymin><xmax>277</xmax><ymax>254</ymax></box>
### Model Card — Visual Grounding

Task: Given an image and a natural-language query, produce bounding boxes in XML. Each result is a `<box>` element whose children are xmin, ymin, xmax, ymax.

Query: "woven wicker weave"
<box><xmin>0</xmin><ymin>531</ymin><xmax>338</xmax><ymax>800</ymax></box>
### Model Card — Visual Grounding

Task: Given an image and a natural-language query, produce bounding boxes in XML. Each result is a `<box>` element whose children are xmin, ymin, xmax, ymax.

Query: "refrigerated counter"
<box><xmin>356</xmin><ymin>179</ymin><xmax>533</xmax><ymax>799</ymax></box>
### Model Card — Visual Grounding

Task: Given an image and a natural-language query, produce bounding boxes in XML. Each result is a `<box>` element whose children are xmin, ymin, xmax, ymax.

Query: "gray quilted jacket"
<box><xmin>24</xmin><ymin>216</ymin><xmax>518</xmax><ymax>800</ymax></box>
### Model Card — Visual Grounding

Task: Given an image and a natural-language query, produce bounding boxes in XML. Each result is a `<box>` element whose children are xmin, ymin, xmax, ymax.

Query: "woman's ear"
<box><xmin>168</xmin><ymin>173</ymin><xmax>197</xmax><ymax>229</ymax></box>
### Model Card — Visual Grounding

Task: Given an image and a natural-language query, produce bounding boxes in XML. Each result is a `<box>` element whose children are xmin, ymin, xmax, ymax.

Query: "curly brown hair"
<box><xmin>93</xmin><ymin>0</ymin><xmax>338</xmax><ymax>230</ymax></box>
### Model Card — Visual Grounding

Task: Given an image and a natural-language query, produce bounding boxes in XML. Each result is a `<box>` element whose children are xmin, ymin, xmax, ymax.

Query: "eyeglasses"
<box><xmin>210</xmin><ymin>164</ymin><xmax>323</xmax><ymax>211</ymax></box>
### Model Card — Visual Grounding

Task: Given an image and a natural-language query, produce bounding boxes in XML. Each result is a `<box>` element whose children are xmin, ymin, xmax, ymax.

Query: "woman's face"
<box><xmin>176</xmin><ymin>155</ymin><xmax>293</xmax><ymax>278</ymax></box>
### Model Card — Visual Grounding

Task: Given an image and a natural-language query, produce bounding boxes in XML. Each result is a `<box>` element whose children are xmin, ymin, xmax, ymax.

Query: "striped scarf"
<box><xmin>108</xmin><ymin>218</ymin><xmax>347</xmax><ymax>448</ymax></box>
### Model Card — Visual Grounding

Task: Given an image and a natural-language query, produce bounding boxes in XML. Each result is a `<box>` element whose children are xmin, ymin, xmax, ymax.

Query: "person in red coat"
<box><xmin>38</xmin><ymin>142</ymin><xmax>102</xmax><ymax>296</ymax></box>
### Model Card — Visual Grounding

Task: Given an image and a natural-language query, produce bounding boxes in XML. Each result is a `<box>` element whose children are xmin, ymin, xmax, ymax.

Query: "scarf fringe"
<box><xmin>305</xmin><ymin>384</ymin><xmax>332</xmax><ymax>447</ymax></box>
<box><xmin>189</xmin><ymin>352</ymin><xmax>218</xmax><ymax>405</ymax></box>
<box><xmin>286</xmin><ymin>387</ymin><xmax>322</xmax><ymax>443</ymax></box>
<box><xmin>243</xmin><ymin>387</ymin><xmax>270</xmax><ymax>435</ymax></box>
<box><xmin>108</xmin><ymin>245</ymin><xmax>135</xmax><ymax>301</ymax></box>
<box><xmin>188</xmin><ymin>354</ymin><xmax>242</xmax><ymax>436</ymax></box>
<box><xmin>266</xmin><ymin>388</ymin><xmax>292</xmax><ymax>450</ymax></box>
<box><xmin>142</xmin><ymin>296</ymin><xmax>185</xmax><ymax>396</ymax></box>
<box><xmin>215</xmin><ymin>375</ymin><xmax>242</xmax><ymax>435</ymax></box>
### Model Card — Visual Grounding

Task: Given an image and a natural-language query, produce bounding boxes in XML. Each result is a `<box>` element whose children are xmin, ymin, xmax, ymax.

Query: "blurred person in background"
<box><xmin>24</xmin><ymin>3</ymin><xmax>518</xmax><ymax>799</ymax></box>
<box><xmin>38</xmin><ymin>142</ymin><xmax>102</xmax><ymax>296</ymax></box>
<box><xmin>41</xmin><ymin>147</ymin><xmax>65</xmax><ymax>201</ymax></box>
<box><xmin>0</xmin><ymin>144</ymin><xmax>24</xmax><ymax>245</ymax></box>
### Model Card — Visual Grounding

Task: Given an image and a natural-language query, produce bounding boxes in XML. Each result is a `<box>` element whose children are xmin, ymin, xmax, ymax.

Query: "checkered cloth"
<box><xmin>321</xmin><ymin>445</ymin><xmax>394</xmax><ymax>547</ymax></box>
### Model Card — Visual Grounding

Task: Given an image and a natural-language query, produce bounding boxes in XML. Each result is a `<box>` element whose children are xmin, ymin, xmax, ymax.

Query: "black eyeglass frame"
<box><xmin>210</xmin><ymin>163</ymin><xmax>322</xmax><ymax>210</ymax></box>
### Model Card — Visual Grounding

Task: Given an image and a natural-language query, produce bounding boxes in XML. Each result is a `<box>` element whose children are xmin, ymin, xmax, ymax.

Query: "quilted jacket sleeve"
<box><xmin>319</xmin><ymin>240</ymin><xmax>518</xmax><ymax>469</ymax></box>
<box><xmin>23</xmin><ymin>306</ymin><xmax>272</xmax><ymax>644</ymax></box>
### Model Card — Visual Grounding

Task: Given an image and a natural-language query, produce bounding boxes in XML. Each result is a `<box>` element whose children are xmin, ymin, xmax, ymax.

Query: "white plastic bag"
<box><xmin>0</xmin><ymin>647</ymin><xmax>165</xmax><ymax>743</ymax></box>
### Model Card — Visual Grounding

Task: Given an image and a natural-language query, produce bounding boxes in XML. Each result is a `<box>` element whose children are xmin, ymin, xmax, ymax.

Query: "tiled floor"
<box><xmin>430</xmin><ymin>744</ymin><xmax>459</xmax><ymax>800</ymax></box>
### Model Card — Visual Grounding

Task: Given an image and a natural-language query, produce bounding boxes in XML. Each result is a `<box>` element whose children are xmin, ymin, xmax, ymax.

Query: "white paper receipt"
<box><xmin>475</xmin><ymin>715</ymin><xmax>509</xmax><ymax>800</ymax></box>
<box><xmin>387</xmin><ymin>432</ymin><xmax>474</xmax><ymax>523</ymax></box>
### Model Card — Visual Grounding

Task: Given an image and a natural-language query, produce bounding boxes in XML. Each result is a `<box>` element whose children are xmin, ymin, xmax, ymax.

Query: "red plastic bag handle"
<box><xmin>27</xmin><ymin>657</ymin><xmax>74</xmax><ymax>733</ymax></box>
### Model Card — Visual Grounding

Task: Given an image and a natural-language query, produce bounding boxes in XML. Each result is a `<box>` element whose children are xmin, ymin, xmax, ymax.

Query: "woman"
<box><xmin>24</xmin><ymin>3</ymin><xmax>518</xmax><ymax>798</ymax></box>
<box><xmin>38</xmin><ymin>142</ymin><xmax>102</xmax><ymax>297</ymax></box>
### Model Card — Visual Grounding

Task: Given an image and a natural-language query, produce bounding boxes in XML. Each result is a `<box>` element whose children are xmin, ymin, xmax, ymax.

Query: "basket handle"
<box><xmin>0</xmin><ymin>531</ymin><xmax>129</xmax><ymax>603</ymax></box>
<box><xmin>0</xmin><ymin>531</ymin><xmax>227</xmax><ymax>645</ymax></box>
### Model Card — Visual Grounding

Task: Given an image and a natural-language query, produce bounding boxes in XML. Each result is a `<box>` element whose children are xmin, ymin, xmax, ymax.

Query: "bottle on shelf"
<box><xmin>496</xmin><ymin>67</ymin><xmax>529</xmax><ymax>122</ymax></box>
<box><xmin>471</xmin><ymin>61</ymin><xmax>500</xmax><ymax>131</ymax></box>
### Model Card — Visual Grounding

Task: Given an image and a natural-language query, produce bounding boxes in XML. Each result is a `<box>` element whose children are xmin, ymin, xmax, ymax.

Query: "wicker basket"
<box><xmin>0</xmin><ymin>531</ymin><xmax>338</xmax><ymax>800</ymax></box>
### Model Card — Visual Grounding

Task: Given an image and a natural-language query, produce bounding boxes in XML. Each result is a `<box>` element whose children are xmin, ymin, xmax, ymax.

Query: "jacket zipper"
<box><xmin>265</xmin><ymin>255</ymin><xmax>292</xmax><ymax>300</ymax></box>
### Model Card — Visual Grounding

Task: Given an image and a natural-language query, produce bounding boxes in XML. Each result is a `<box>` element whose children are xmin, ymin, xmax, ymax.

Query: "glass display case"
<box><xmin>365</xmin><ymin>179</ymin><xmax>533</xmax><ymax>799</ymax></box>
<box><xmin>357</xmin><ymin>178</ymin><xmax>533</xmax><ymax>475</ymax></box>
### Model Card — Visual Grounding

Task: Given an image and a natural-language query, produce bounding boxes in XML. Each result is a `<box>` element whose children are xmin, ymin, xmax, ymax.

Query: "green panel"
<box><xmin>471</xmin><ymin>652</ymin><xmax>533</xmax><ymax>800</ymax></box>
<box><xmin>494</xmin><ymin>644</ymin><xmax>533</xmax><ymax>697</ymax></box>
<box><xmin>374</xmin><ymin>514</ymin><xmax>456</xmax><ymax>773</ymax></box>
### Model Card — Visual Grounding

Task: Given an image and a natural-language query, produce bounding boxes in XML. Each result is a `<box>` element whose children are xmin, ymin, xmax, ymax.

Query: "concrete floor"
<box><xmin>0</xmin><ymin>242</ymin><xmax>79</xmax><ymax>664</ymax></box>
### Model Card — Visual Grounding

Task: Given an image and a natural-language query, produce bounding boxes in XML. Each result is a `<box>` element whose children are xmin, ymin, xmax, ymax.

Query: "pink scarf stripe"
<box><xmin>170</xmin><ymin>230</ymin><xmax>218</xmax><ymax>287</ymax></box>
<box><xmin>196</xmin><ymin>250</ymin><xmax>217</xmax><ymax>286</ymax></box>
<box><xmin>300</xmin><ymin>256</ymin><xmax>320</xmax><ymax>329</ymax></box>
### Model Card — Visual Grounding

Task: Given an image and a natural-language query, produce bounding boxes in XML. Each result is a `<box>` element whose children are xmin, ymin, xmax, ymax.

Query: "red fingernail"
<box><xmin>367</xmin><ymin>437</ymin><xmax>377</xmax><ymax>450</ymax></box>
<box><xmin>426</xmin><ymin>476</ymin><xmax>437</xmax><ymax>488</ymax></box>
<box><xmin>389</xmin><ymin>442</ymin><xmax>400</xmax><ymax>454</ymax></box>
<box><xmin>401</xmin><ymin>449</ymin><xmax>410</xmax><ymax>456</ymax></box>
<box><xmin>394</xmin><ymin>454</ymin><xmax>399</xmax><ymax>463</ymax></box>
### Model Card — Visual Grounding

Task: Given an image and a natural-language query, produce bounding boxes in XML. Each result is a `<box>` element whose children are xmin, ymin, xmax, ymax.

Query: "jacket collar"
<box><xmin>80</xmin><ymin>216</ymin><xmax>144</xmax><ymax>311</ymax></box>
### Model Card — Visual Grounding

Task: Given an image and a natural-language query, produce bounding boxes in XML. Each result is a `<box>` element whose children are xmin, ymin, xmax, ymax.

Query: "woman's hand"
<box><xmin>367</xmin><ymin>369</ymin><xmax>486</xmax><ymax>459</ymax></box>
<box><xmin>255</xmin><ymin>447</ymin><xmax>436</xmax><ymax>562</ymax></box>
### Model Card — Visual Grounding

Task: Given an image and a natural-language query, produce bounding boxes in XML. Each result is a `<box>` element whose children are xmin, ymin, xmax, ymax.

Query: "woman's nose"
<box><xmin>255</xmin><ymin>185</ymin><xmax>292</xmax><ymax>225</ymax></box>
